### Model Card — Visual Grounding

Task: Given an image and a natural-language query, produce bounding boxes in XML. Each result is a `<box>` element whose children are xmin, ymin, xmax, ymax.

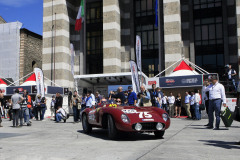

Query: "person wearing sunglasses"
<box><xmin>116</xmin><ymin>98</ymin><xmax>122</xmax><ymax>106</ymax></box>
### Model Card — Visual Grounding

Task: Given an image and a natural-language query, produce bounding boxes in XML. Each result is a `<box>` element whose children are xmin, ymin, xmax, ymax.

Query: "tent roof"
<box><xmin>169</xmin><ymin>70</ymin><xmax>199</xmax><ymax>77</ymax></box>
<box><xmin>173</xmin><ymin>61</ymin><xmax>193</xmax><ymax>72</ymax></box>
<box><xmin>0</xmin><ymin>78</ymin><xmax>7</xmax><ymax>85</ymax></box>
<box><xmin>25</xmin><ymin>73</ymin><xmax>36</xmax><ymax>82</ymax></box>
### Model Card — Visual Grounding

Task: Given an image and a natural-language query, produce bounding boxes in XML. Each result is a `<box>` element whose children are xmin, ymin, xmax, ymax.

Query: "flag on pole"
<box><xmin>75</xmin><ymin>0</ymin><xmax>84</xmax><ymax>31</ymax></box>
<box><xmin>155</xmin><ymin>0</ymin><xmax>158</xmax><ymax>27</ymax></box>
<box><xmin>70</xmin><ymin>43</ymin><xmax>75</xmax><ymax>76</ymax></box>
<box><xmin>136</xmin><ymin>35</ymin><xmax>142</xmax><ymax>72</ymax></box>
<box><xmin>130</xmin><ymin>61</ymin><xmax>140</xmax><ymax>93</ymax></box>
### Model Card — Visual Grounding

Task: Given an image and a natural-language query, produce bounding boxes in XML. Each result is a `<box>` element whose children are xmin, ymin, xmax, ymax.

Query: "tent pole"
<box><xmin>0</xmin><ymin>77</ymin><xmax>14</xmax><ymax>85</ymax></box>
<box><xmin>154</xmin><ymin>58</ymin><xmax>183</xmax><ymax>77</ymax></box>
<box><xmin>44</xmin><ymin>77</ymin><xmax>61</xmax><ymax>87</ymax></box>
<box><xmin>184</xmin><ymin>59</ymin><xmax>209</xmax><ymax>74</ymax></box>
<box><xmin>8</xmin><ymin>72</ymin><xmax>34</xmax><ymax>86</ymax></box>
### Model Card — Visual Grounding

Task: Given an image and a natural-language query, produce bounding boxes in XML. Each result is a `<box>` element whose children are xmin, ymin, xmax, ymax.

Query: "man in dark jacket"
<box><xmin>54</xmin><ymin>92</ymin><xmax>63</xmax><ymax>121</ymax></box>
<box><xmin>110</xmin><ymin>87</ymin><xmax>126</xmax><ymax>105</ymax></box>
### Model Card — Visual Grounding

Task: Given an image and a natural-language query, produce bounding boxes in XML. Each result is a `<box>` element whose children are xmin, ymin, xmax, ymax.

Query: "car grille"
<box><xmin>132</xmin><ymin>122</ymin><xmax>165</xmax><ymax>131</ymax></box>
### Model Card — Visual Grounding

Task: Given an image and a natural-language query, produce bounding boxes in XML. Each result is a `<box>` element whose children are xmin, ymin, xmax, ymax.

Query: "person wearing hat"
<box><xmin>206</xmin><ymin>75</ymin><xmax>226</xmax><ymax>130</ymax></box>
<box><xmin>127</xmin><ymin>86</ymin><xmax>137</xmax><ymax>106</ymax></box>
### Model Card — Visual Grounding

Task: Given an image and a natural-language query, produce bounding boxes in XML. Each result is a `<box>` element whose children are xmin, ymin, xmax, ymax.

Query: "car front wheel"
<box><xmin>154</xmin><ymin>131</ymin><xmax>165</xmax><ymax>139</ymax></box>
<box><xmin>107</xmin><ymin>115</ymin><xmax>118</xmax><ymax>139</ymax></box>
<box><xmin>82</xmin><ymin>114</ymin><xmax>92</xmax><ymax>134</ymax></box>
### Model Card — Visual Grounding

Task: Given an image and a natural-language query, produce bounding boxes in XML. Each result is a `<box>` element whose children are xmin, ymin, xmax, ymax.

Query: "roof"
<box><xmin>74</xmin><ymin>72</ymin><xmax>147</xmax><ymax>85</ymax></box>
<box><xmin>20</xmin><ymin>28</ymin><xmax>42</xmax><ymax>39</ymax></box>
<box><xmin>173</xmin><ymin>61</ymin><xmax>193</xmax><ymax>71</ymax></box>
<box><xmin>0</xmin><ymin>78</ymin><xmax>7</xmax><ymax>85</ymax></box>
<box><xmin>169</xmin><ymin>61</ymin><xmax>199</xmax><ymax>77</ymax></box>
<box><xmin>0</xmin><ymin>16</ymin><xmax>6</xmax><ymax>24</ymax></box>
<box><xmin>21</xmin><ymin>73</ymin><xmax>36</xmax><ymax>86</ymax></box>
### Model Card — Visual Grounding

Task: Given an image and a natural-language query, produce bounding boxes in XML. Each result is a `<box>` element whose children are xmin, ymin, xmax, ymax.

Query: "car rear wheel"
<box><xmin>107</xmin><ymin>115</ymin><xmax>118</xmax><ymax>139</ymax></box>
<box><xmin>154</xmin><ymin>131</ymin><xmax>165</xmax><ymax>139</ymax></box>
<box><xmin>82</xmin><ymin>114</ymin><xmax>92</xmax><ymax>134</ymax></box>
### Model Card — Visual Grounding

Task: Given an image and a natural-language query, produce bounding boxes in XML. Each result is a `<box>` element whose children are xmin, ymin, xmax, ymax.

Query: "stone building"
<box><xmin>43</xmin><ymin>0</ymin><xmax>240</xmax><ymax>88</ymax></box>
<box><xmin>0</xmin><ymin>17</ymin><xmax>42</xmax><ymax>85</ymax></box>
<box><xmin>19</xmin><ymin>29</ymin><xmax>43</xmax><ymax>84</ymax></box>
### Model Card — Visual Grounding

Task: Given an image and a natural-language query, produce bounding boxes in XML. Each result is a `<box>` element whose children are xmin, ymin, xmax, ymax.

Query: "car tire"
<box><xmin>107</xmin><ymin>115</ymin><xmax>118</xmax><ymax>139</ymax></box>
<box><xmin>82</xmin><ymin>114</ymin><xmax>92</xmax><ymax>134</ymax></box>
<box><xmin>154</xmin><ymin>131</ymin><xmax>165</xmax><ymax>139</ymax></box>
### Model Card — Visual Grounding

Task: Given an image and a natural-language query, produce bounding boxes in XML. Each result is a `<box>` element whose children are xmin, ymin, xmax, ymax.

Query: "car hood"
<box><xmin>117</xmin><ymin>106</ymin><xmax>165</xmax><ymax>123</ymax></box>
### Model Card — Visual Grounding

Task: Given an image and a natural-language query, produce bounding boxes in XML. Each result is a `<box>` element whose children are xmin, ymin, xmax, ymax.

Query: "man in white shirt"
<box><xmin>207</xmin><ymin>75</ymin><xmax>226</xmax><ymax>130</ymax></box>
<box><xmin>184</xmin><ymin>91</ymin><xmax>192</xmax><ymax>119</ymax></box>
<box><xmin>162</xmin><ymin>92</ymin><xmax>168</xmax><ymax>111</ymax></box>
<box><xmin>168</xmin><ymin>92</ymin><xmax>175</xmax><ymax>117</ymax></box>
<box><xmin>56</xmin><ymin>106</ymin><xmax>66</xmax><ymax>123</ymax></box>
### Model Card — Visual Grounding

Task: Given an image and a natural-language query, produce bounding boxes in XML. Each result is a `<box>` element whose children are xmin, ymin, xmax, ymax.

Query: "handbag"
<box><xmin>199</xmin><ymin>104</ymin><xmax>205</xmax><ymax>110</ymax></box>
<box><xmin>233</xmin><ymin>105</ymin><xmax>240</xmax><ymax>122</ymax></box>
<box><xmin>77</xmin><ymin>103</ymin><xmax>82</xmax><ymax>110</ymax></box>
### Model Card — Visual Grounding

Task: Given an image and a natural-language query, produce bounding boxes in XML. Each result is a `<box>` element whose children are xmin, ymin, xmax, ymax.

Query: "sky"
<box><xmin>0</xmin><ymin>0</ymin><xmax>43</xmax><ymax>35</ymax></box>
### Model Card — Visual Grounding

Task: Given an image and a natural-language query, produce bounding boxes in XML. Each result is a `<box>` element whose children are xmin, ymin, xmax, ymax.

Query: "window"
<box><xmin>135</xmin><ymin>0</ymin><xmax>160</xmax><ymax>77</ymax></box>
<box><xmin>86</xmin><ymin>1</ymin><xmax>103</xmax><ymax>74</ymax></box>
<box><xmin>193</xmin><ymin>0</ymin><xmax>224</xmax><ymax>75</ymax></box>
<box><xmin>136</xmin><ymin>24</ymin><xmax>158</xmax><ymax>50</ymax></box>
<box><xmin>135</xmin><ymin>0</ymin><xmax>154</xmax><ymax>17</ymax></box>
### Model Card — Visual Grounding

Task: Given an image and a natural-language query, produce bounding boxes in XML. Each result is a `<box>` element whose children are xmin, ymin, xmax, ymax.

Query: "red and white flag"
<box><xmin>75</xmin><ymin>0</ymin><xmax>84</xmax><ymax>31</ymax></box>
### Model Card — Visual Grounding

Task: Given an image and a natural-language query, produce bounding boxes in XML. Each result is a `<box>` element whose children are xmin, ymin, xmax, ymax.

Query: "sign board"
<box><xmin>47</xmin><ymin>86</ymin><xmax>63</xmax><ymax>95</ymax></box>
<box><xmin>146</xmin><ymin>77</ymin><xmax>159</xmax><ymax>89</ymax></box>
<box><xmin>64</xmin><ymin>88</ymin><xmax>69</xmax><ymax>95</ymax></box>
<box><xmin>159</xmin><ymin>75</ymin><xmax>203</xmax><ymax>88</ymax></box>
<box><xmin>7</xmin><ymin>86</ymin><xmax>32</xmax><ymax>95</ymax></box>
<box><xmin>226</xmin><ymin>98</ymin><xmax>237</xmax><ymax>112</ymax></box>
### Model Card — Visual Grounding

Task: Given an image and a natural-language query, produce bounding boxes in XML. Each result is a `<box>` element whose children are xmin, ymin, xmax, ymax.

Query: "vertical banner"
<box><xmin>34</xmin><ymin>68</ymin><xmax>45</xmax><ymax>97</ymax></box>
<box><xmin>70</xmin><ymin>43</ymin><xmax>75</xmax><ymax>76</ymax></box>
<box><xmin>130</xmin><ymin>61</ymin><xmax>140</xmax><ymax>93</ymax></box>
<box><xmin>136</xmin><ymin>35</ymin><xmax>142</xmax><ymax>72</ymax></box>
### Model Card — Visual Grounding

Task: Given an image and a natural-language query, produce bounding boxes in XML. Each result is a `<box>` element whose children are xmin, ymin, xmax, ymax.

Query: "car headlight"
<box><xmin>162</xmin><ymin>113</ymin><xmax>168</xmax><ymax>122</ymax></box>
<box><xmin>156</xmin><ymin>123</ymin><xmax>163</xmax><ymax>130</ymax></box>
<box><xmin>121</xmin><ymin>114</ymin><xmax>130</xmax><ymax>123</ymax></box>
<box><xmin>135</xmin><ymin>123</ymin><xmax>142</xmax><ymax>131</ymax></box>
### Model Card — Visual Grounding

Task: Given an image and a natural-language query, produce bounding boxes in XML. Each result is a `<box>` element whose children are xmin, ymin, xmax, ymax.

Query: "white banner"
<box><xmin>130</xmin><ymin>61</ymin><xmax>140</xmax><ymax>93</ymax></box>
<box><xmin>70</xmin><ymin>43</ymin><xmax>75</xmax><ymax>76</ymax></box>
<box><xmin>136</xmin><ymin>35</ymin><xmax>142</xmax><ymax>71</ymax></box>
<box><xmin>34</xmin><ymin>68</ymin><xmax>45</xmax><ymax>97</ymax></box>
<box><xmin>226</xmin><ymin>98</ymin><xmax>237</xmax><ymax>112</ymax></box>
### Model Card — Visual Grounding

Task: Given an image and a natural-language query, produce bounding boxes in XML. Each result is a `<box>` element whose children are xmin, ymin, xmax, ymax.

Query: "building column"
<box><xmin>237</xmin><ymin>0</ymin><xmax>240</xmax><ymax>75</ymax></box>
<box><xmin>103</xmin><ymin>0</ymin><xmax>121</xmax><ymax>73</ymax></box>
<box><xmin>163</xmin><ymin>0</ymin><xmax>182</xmax><ymax>75</ymax></box>
<box><xmin>42</xmin><ymin>0</ymin><xmax>73</xmax><ymax>88</ymax></box>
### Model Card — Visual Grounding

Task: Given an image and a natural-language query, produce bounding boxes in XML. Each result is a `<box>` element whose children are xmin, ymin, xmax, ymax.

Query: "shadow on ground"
<box><xmin>77</xmin><ymin>129</ymin><xmax>164</xmax><ymax>141</ymax></box>
<box><xmin>0</xmin><ymin>133</ymin><xmax>26</xmax><ymax>139</ymax></box>
<box><xmin>199</xmin><ymin>140</ymin><xmax>240</xmax><ymax>149</ymax></box>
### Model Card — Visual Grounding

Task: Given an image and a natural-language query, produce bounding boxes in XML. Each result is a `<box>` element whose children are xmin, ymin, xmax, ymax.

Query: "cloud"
<box><xmin>0</xmin><ymin>0</ymin><xmax>38</xmax><ymax>7</ymax></box>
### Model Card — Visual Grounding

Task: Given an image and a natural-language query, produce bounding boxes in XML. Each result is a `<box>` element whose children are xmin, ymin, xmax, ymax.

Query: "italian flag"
<box><xmin>75</xmin><ymin>0</ymin><xmax>84</xmax><ymax>31</ymax></box>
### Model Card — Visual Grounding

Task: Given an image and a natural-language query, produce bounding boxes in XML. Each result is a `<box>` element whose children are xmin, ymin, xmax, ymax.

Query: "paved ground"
<box><xmin>0</xmin><ymin>117</ymin><xmax>240</xmax><ymax>160</ymax></box>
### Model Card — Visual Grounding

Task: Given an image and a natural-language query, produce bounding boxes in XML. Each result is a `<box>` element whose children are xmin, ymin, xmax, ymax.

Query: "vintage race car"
<box><xmin>81</xmin><ymin>104</ymin><xmax>170</xmax><ymax>139</ymax></box>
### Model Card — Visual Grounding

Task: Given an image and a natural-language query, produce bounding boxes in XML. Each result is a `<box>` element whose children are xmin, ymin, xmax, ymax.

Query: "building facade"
<box><xmin>0</xmin><ymin>17</ymin><xmax>42</xmax><ymax>85</ymax></box>
<box><xmin>42</xmin><ymin>0</ymin><xmax>240</xmax><ymax>88</ymax></box>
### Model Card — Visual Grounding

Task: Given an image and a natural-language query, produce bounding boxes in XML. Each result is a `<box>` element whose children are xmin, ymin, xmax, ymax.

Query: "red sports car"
<box><xmin>81</xmin><ymin>104</ymin><xmax>170</xmax><ymax>139</ymax></box>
